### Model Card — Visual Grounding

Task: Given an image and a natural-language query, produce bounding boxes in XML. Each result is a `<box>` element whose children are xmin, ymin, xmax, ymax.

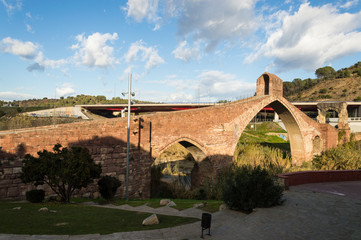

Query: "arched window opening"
<box><xmin>264</xmin><ymin>74</ymin><xmax>270</xmax><ymax>95</ymax></box>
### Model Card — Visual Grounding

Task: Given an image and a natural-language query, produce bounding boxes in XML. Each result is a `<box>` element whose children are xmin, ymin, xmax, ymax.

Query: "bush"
<box><xmin>233</xmin><ymin>142</ymin><xmax>291</xmax><ymax>175</ymax></box>
<box><xmin>312</xmin><ymin>141</ymin><xmax>361</xmax><ymax>170</ymax></box>
<box><xmin>319</xmin><ymin>88</ymin><xmax>327</xmax><ymax>94</ymax></box>
<box><xmin>222</xmin><ymin>165</ymin><xmax>283</xmax><ymax>212</ymax></box>
<box><xmin>98</xmin><ymin>176</ymin><xmax>121</xmax><ymax>200</ymax></box>
<box><xmin>354</xmin><ymin>96</ymin><xmax>361</xmax><ymax>102</ymax></box>
<box><xmin>26</xmin><ymin>190</ymin><xmax>45</xmax><ymax>203</ymax></box>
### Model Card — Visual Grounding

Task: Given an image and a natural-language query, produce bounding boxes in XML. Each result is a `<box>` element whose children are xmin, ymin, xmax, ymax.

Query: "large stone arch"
<box><xmin>228</xmin><ymin>96</ymin><xmax>310</xmax><ymax>166</ymax></box>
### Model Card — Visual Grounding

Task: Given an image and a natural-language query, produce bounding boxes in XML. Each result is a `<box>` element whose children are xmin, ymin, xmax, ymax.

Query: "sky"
<box><xmin>1</xmin><ymin>0</ymin><xmax>361</xmax><ymax>103</ymax></box>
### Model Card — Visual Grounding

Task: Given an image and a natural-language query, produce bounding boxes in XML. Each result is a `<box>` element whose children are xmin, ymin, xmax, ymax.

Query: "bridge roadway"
<box><xmin>79</xmin><ymin>101</ymin><xmax>361</xmax><ymax>117</ymax></box>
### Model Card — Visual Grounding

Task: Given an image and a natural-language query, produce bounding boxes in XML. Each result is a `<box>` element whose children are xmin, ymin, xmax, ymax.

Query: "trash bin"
<box><xmin>201</xmin><ymin>213</ymin><xmax>212</xmax><ymax>238</ymax></box>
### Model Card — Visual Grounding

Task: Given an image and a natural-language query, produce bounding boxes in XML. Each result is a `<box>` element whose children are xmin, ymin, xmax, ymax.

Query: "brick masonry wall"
<box><xmin>0</xmin><ymin>118</ymin><xmax>152</xmax><ymax>200</ymax></box>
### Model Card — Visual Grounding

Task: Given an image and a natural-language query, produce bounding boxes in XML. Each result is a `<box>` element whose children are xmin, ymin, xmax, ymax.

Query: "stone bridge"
<box><xmin>0</xmin><ymin>73</ymin><xmax>339</xmax><ymax>199</ymax></box>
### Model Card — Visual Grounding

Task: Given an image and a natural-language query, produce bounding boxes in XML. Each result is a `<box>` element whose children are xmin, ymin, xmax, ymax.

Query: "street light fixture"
<box><xmin>122</xmin><ymin>73</ymin><xmax>135</xmax><ymax>201</ymax></box>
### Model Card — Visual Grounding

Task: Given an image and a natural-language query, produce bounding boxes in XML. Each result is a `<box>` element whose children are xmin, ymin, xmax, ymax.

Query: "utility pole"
<box><xmin>122</xmin><ymin>73</ymin><xmax>134</xmax><ymax>201</ymax></box>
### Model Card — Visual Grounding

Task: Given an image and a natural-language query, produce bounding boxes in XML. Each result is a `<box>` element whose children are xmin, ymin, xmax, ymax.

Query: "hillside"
<box><xmin>284</xmin><ymin>62</ymin><xmax>361</xmax><ymax>101</ymax></box>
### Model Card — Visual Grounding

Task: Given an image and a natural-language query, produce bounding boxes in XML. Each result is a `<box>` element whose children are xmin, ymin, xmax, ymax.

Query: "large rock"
<box><xmin>38</xmin><ymin>207</ymin><xmax>49</xmax><ymax>212</ymax></box>
<box><xmin>142</xmin><ymin>214</ymin><xmax>159</xmax><ymax>226</ymax></box>
<box><xmin>193</xmin><ymin>203</ymin><xmax>204</xmax><ymax>208</ymax></box>
<box><xmin>167</xmin><ymin>201</ymin><xmax>176</xmax><ymax>207</ymax></box>
<box><xmin>219</xmin><ymin>203</ymin><xmax>229</xmax><ymax>211</ymax></box>
<box><xmin>160</xmin><ymin>199</ymin><xmax>170</xmax><ymax>206</ymax></box>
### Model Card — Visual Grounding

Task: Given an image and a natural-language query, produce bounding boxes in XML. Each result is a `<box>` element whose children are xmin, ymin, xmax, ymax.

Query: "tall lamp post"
<box><xmin>122</xmin><ymin>73</ymin><xmax>134</xmax><ymax>201</ymax></box>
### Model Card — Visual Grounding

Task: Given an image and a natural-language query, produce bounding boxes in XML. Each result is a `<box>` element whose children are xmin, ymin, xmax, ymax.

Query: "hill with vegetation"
<box><xmin>0</xmin><ymin>95</ymin><xmax>153</xmax><ymax>131</ymax></box>
<box><xmin>284</xmin><ymin>61</ymin><xmax>361</xmax><ymax>101</ymax></box>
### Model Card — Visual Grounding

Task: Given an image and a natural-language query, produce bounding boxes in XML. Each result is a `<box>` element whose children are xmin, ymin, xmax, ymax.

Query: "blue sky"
<box><xmin>1</xmin><ymin>0</ymin><xmax>361</xmax><ymax>102</ymax></box>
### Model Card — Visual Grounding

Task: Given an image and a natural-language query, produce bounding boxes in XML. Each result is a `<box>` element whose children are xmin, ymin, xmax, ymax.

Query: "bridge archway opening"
<box><xmin>234</xmin><ymin>111</ymin><xmax>291</xmax><ymax>172</ymax></box>
<box><xmin>233</xmin><ymin>99</ymin><xmax>306</xmax><ymax>168</ymax></box>
<box><xmin>152</xmin><ymin>139</ymin><xmax>210</xmax><ymax>196</ymax></box>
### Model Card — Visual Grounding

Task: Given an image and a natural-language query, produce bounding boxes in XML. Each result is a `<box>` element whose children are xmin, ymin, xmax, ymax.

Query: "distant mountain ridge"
<box><xmin>284</xmin><ymin>62</ymin><xmax>361</xmax><ymax>102</ymax></box>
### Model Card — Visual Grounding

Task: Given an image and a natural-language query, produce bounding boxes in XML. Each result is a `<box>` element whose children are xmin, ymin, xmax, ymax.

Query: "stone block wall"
<box><xmin>0</xmin><ymin>118</ymin><xmax>153</xmax><ymax>200</ymax></box>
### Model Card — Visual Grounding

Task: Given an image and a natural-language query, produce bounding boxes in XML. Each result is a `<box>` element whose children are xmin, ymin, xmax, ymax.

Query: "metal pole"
<box><xmin>125</xmin><ymin>73</ymin><xmax>132</xmax><ymax>201</ymax></box>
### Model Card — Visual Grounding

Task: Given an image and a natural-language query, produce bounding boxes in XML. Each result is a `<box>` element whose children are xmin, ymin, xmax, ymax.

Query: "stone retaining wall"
<box><xmin>278</xmin><ymin>170</ymin><xmax>361</xmax><ymax>189</ymax></box>
<box><xmin>0</xmin><ymin>118</ymin><xmax>153</xmax><ymax>200</ymax></box>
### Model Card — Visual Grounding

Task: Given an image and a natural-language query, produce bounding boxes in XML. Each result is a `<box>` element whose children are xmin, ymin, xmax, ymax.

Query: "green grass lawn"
<box><xmin>240</xmin><ymin>122</ymin><xmax>290</xmax><ymax>152</ymax></box>
<box><xmin>0</xmin><ymin>202</ymin><xmax>199</xmax><ymax>235</ymax></box>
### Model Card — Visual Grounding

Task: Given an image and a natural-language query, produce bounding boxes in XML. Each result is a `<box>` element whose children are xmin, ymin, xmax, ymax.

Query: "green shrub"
<box><xmin>26</xmin><ymin>190</ymin><xmax>45</xmax><ymax>203</ymax></box>
<box><xmin>354</xmin><ymin>96</ymin><xmax>361</xmax><ymax>102</ymax></box>
<box><xmin>222</xmin><ymin>165</ymin><xmax>283</xmax><ymax>212</ymax></box>
<box><xmin>319</xmin><ymin>88</ymin><xmax>327</xmax><ymax>94</ymax></box>
<box><xmin>312</xmin><ymin>141</ymin><xmax>361</xmax><ymax>170</ymax></box>
<box><xmin>98</xmin><ymin>176</ymin><xmax>121</xmax><ymax>200</ymax></box>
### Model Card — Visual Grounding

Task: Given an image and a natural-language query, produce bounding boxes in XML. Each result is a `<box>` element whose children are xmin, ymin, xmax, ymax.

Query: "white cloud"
<box><xmin>0</xmin><ymin>37</ymin><xmax>66</xmax><ymax>70</ymax></box>
<box><xmin>197</xmin><ymin>70</ymin><xmax>255</xmax><ymax>99</ymax></box>
<box><xmin>149</xmin><ymin>70</ymin><xmax>255</xmax><ymax>102</ymax></box>
<box><xmin>56</xmin><ymin>83</ymin><xmax>76</xmax><ymax>98</ymax></box>
<box><xmin>35</xmin><ymin>52</ymin><xmax>66</xmax><ymax>69</ymax></box>
<box><xmin>125</xmin><ymin>0</ymin><xmax>257</xmax><ymax>51</ymax></box>
<box><xmin>176</xmin><ymin>0</ymin><xmax>257</xmax><ymax>52</ymax></box>
<box><xmin>0</xmin><ymin>37</ymin><xmax>38</xmax><ymax>59</ymax></box>
<box><xmin>172</xmin><ymin>40</ymin><xmax>201</xmax><ymax>61</ymax></box>
<box><xmin>26</xmin><ymin>24</ymin><xmax>34</xmax><ymax>33</ymax></box>
<box><xmin>247</xmin><ymin>2</ymin><xmax>361</xmax><ymax>71</ymax></box>
<box><xmin>72</xmin><ymin>32</ymin><xmax>118</xmax><ymax>68</ymax></box>
<box><xmin>125</xmin><ymin>0</ymin><xmax>159</xmax><ymax>22</ymax></box>
<box><xmin>340</xmin><ymin>0</ymin><xmax>359</xmax><ymax>9</ymax></box>
<box><xmin>0</xmin><ymin>91</ymin><xmax>35</xmax><ymax>101</ymax></box>
<box><xmin>124</xmin><ymin>40</ymin><xmax>164</xmax><ymax>70</ymax></box>
<box><xmin>168</xmin><ymin>92</ymin><xmax>194</xmax><ymax>102</ymax></box>
<box><xmin>1</xmin><ymin>0</ymin><xmax>22</xmax><ymax>15</ymax></box>
<box><xmin>25</xmin><ymin>12</ymin><xmax>32</xmax><ymax>18</ymax></box>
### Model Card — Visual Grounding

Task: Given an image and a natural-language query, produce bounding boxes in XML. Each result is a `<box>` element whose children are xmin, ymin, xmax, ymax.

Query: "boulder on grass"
<box><xmin>12</xmin><ymin>207</ymin><xmax>21</xmax><ymax>210</ymax></box>
<box><xmin>219</xmin><ymin>203</ymin><xmax>229</xmax><ymax>211</ymax></box>
<box><xmin>160</xmin><ymin>199</ymin><xmax>170</xmax><ymax>206</ymax></box>
<box><xmin>38</xmin><ymin>207</ymin><xmax>49</xmax><ymax>212</ymax></box>
<box><xmin>193</xmin><ymin>203</ymin><xmax>204</xmax><ymax>208</ymax></box>
<box><xmin>142</xmin><ymin>214</ymin><xmax>159</xmax><ymax>226</ymax></box>
<box><xmin>167</xmin><ymin>201</ymin><xmax>176</xmax><ymax>207</ymax></box>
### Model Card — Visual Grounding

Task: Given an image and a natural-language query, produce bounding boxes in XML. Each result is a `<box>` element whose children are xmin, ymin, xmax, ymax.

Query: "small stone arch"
<box><xmin>158</xmin><ymin>137</ymin><xmax>207</xmax><ymax>162</ymax></box>
<box><xmin>317</xmin><ymin>102</ymin><xmax>349</xmax><ymax>129</ymax></box>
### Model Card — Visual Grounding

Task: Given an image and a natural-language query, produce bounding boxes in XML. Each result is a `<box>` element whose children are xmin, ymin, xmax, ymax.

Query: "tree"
<box><xmin>315</xmin><ymin>66</ymin><xmax>336</xmax><ymax>79</ymax></box>
<box><xmin>21</xmin><ymin>144</ymin><xmax>102</xmax><ymax>203</ymax></box>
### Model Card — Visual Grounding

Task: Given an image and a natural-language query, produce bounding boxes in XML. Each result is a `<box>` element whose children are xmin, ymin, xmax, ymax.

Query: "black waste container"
<box><xmin>201</xmin><ymin>213</ymin><xmax>212</xmax><ymax>238</ymax></box>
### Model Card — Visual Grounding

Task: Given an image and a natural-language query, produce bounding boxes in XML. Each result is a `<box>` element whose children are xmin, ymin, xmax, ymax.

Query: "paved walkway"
<box><xmin>1</xmin><ymin>181</ymin><xmax>361</xmax><ymax>240</ymax></box>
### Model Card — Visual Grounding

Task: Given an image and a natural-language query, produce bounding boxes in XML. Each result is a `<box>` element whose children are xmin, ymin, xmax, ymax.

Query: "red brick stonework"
<box><xmin>0</xmin><ymin>73</ymin><xmax>339</xmax><ymax>200</ymax></box>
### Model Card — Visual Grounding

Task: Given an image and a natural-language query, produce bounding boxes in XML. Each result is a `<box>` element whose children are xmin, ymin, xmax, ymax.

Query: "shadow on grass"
<box><xmin>0</xmin><ymin>201</ymin><xmax>199</xmax><ymax>235</ymax></box>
